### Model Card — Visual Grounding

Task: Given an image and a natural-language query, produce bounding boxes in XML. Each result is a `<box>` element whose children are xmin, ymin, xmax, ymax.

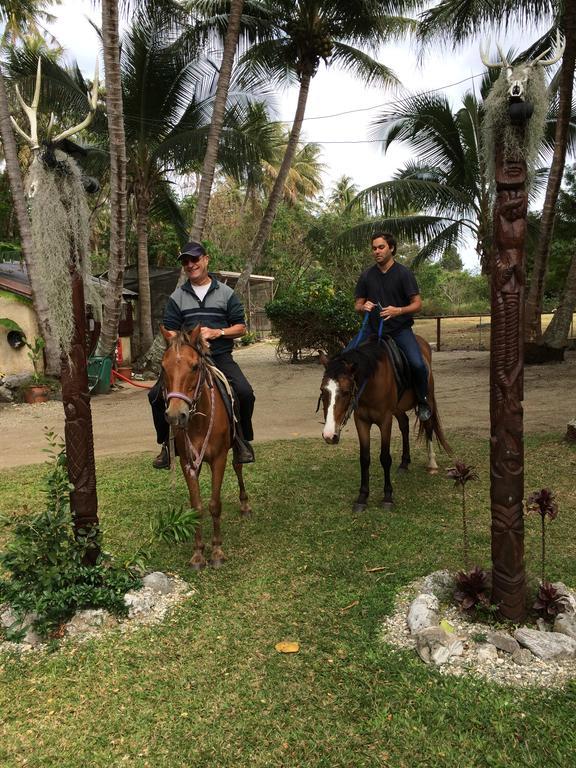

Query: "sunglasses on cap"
<box><xmin>180</xmin><ymin>254</ymin><xmax>205</xmax><ymax>264</ymax></box>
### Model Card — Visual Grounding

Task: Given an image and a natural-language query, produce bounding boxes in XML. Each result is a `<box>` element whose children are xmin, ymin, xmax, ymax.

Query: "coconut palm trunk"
<box><xmin>0</xmin><ymin>69</ymin><xmax>60</xmax><ymax>374</ymax></box>
<box><xmin>542</xmin><ymin>248</ymin><xmax>576</xmax><ymax>346</ymax></box>
<box><xmin>190</xmin><ymin>0</ymin><xmax>244</xmax><ymax>242</ymax></box>
<box><xmin>235</xmin><ymin>74</ymin><xmax>311</xmax><ymax>297</ymax></box>
<box><xmin>524</xmin><ymin>6</ymin><xmax>576</xmax><ymax>342</ymax></box>
<box><xmin>99</xmin><ymin>0</ymin><xmax>128</xmax><ymax>358</ymax></box>
<box><xmin>136</xmin><ymin>187</ymin><xmax>153</xmax><ymax>351</ymax></box>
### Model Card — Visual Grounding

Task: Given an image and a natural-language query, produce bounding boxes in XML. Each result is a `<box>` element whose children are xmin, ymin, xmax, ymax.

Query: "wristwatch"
<box><xmin>220</xmin><ymin>329</ymin><xmax>225</xmax><ymax>337</ymax></box>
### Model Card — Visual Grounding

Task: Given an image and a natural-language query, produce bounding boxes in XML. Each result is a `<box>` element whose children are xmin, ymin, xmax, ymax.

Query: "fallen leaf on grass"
<box><xmin>365</xmin><ymin>566</ymin><xmax>395</xmax><ymax>574</ymax></box>
<box><xmin>275</xmin><ymin>641</ymin><xmax>300</xmax><ymax>653</ymax></box>
<box><xmin>440</xmin><ymin>619</ymin><xmax>455</xmax><ymax>633</ymax></box>
<box><xmin>340</xmin><ymin>600</ymin><xmax>359</xmax><ymax>612</ymax></box>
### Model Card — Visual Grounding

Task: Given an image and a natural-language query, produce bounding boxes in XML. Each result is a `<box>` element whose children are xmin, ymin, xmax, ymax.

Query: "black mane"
<box><xmin>325</xmin><ymin>341</ymin><xmax>387</xmax><ymax>381</ymax></box>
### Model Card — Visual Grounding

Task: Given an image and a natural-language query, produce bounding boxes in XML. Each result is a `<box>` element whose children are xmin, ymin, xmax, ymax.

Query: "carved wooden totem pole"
<box><xmin>11</xmin><ymin>59</ymin><xmax>101</xmax><ymax>563</ymax></box>
<box><xmin>481</xmin><ymin>34</ymin><xmax>565</xmax><ymax>621</ymax></box>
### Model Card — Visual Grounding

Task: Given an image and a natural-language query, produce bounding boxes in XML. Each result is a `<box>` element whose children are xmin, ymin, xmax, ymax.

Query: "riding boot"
<box><xmin>416</xmin><ymin>398</ymin><xmax>432</xmax><ymax>423</ymax></box>
<box><xmin>232</xmin><ymin>435</ymin><xmax>255</xmax><ymax>464</ymax></box>
<box><xmin>152</xmin><ymin>442</ymin><xmax>170</xmax><ymax>469</ymax></box>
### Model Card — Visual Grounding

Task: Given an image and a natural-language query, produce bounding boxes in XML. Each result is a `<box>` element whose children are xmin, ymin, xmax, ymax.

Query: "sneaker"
<box><xmin>232</xmin><ymin>438</ymin><xmax>255</xmax><ymax>464</ymax></box>
<box><xmin>152</xmin><ymin>443</ymin><xmax>170</xmax><ymax>469</ymax></box>
<box><xmin>417</xmin><ymin>402</ymin><xmax>432</xmax><ymax>422</ymax></box>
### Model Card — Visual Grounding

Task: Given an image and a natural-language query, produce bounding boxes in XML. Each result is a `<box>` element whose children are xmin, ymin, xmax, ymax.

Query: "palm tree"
<box><xmin>418</xmin><ymin>1</ymin><xmax>576</xmax><ymax>342</ymax></box>
<box><xmin>340</xmin><ymin>89</ymin><xmax>494</xmax><ymax>268</ymax></box>
<box><xmin>120</xmin><ymin>4</ymin><xmax>271</xmax><ymax>350</ymax></box>
<box><xmin>98</xmin><ymin>0</ymin><xmax>128</xmax><ymax>358</ymax></box>
<box><xmin>542</xmin><ymin>163</ymin><xmax>576</xmax><ymax>346</ymax></box>
<box><xmin>188</xmin><ymin>0</ymin><xmax>245</xmax><ymax>241</ymax></box>
<box><xmin>233</xmin><ymin>0</ymin><xmax>419</xmax><ymax>296</ymax></box>
<box><xmin>327</xmin><ymin>175</ymin><xmax>358</xmax><ymax>212</ymax></box>
<box><xmin>340</xmin><ymin>72</ymin><xmax>572</xmax><ymax>270</ymax></box>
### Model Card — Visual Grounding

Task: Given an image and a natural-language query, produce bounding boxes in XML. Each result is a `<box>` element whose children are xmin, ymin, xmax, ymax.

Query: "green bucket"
<box><xmin>88</xmin><ymin>356</ymin><xmax>113</xmax><ymax>395</ymax></box>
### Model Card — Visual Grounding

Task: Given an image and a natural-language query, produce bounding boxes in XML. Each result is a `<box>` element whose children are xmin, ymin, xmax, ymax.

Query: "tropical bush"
<box><xmin>265</xmin><ymin>278</ymin><xmax>360</xmax><ymax>359</ymax></box>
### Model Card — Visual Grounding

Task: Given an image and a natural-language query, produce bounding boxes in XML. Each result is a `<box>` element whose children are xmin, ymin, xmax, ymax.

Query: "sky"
<box><xmin>44</xmin><ymin>1</ymin><xmax>549</xmax><ymax>269</ymax></box>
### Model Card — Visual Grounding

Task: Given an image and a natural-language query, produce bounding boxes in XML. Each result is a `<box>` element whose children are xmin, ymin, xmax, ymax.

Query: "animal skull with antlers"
<box><xmin>10</xmin><ymin>56</ymin><xmax>99</xmax><ymax>151</ymax></box>
<box><xmin>480</xmin><ymin>30</ymin><xmax>565</xmax><ymax>103</ymax></box>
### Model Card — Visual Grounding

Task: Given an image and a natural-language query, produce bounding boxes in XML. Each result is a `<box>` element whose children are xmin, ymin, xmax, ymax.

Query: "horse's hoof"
<box><xmin>210</xmin><ymin>557</ymin><xmax>225</xmax><ymax>569</ymax></box>
<box><xmin>190</xmin><ymin>559</ymin><xmax>206</xmax><ymax>571</ymax></box>
<box><xmin>397</xmin><ymin>464</ymin><xmax>410</xmax><ymax>473</ymax></box>
<box><xmin>427</xmin><ymin>467</ymin><xmax>439</xmax><ymax>475</ymax></box>
<box><xmin>381</xmin><ymin>499</ymin><xmax>394</xmax><ymax>509</ymax></box>
<box><xmin>240</xmin><ymin>506</ymin><xmax>252</xmax><ymax>518</ymax></box>
<box><xmin>353</xmin><ymin>502</ymin><xmax>367</xmax><ymax>513</ymax></box>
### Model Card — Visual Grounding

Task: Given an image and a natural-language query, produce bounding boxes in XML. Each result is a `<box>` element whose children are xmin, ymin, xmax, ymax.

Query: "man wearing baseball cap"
<box><xmin>148</xmin><ymin>241</ymin><xmax>255</xmax><ymax>468</ymax></box>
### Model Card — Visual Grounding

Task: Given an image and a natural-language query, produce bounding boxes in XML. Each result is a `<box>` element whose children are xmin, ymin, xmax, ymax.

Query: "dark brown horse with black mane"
<box><xmin>319</xmin><ymin>336</ymin><xmax>450</xmax><ymax>512</ymax></box>
<box><xmin>161</xmin><ymin>326</ymin><xmax>251</xmax><ymax>568</ymax></box>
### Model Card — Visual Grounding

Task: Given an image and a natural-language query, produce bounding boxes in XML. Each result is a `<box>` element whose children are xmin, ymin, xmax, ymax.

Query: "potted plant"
<box><xmin>0</xmin><ymin>319</ymin><xmax>50</xmax><ymax>403</ymax></box>
<box><xmin>22</xmin><ymin>336</ymin><xmax>50</xmax><ymax>403</ymax></box>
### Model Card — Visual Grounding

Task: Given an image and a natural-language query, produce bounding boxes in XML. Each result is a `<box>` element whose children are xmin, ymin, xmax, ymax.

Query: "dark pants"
<box><xmin>392</xmin><ymin>328</ymin><xmax>429</xmax><ymax>403</ymax></box>
<box><xmin>148</xmin><ymin>351</ymin><xmax>255</xmax><ymax>444</ymax></box>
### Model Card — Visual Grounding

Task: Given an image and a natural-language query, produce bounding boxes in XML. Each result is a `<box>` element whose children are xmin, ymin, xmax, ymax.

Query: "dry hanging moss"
<box><xmin>482</xmin><ymin>66</ymin><xmax>548</xmax><ymax>183</ymax></box>
<box><xmin>26</xmin><ymin>150</ymin><xmax>92</xmax><ymax>357</ymax></box>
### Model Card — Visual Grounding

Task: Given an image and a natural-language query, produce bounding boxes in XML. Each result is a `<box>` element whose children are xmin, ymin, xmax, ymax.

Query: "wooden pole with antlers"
<box><xmin>12</xmin><ymin>58</ymin><xmax>101</xmax><ymax>563</ymax></box>
<box><xmin>481</xmin><ymin>33</ymin><xmax>565</xmax><ymax>621</ymax></box>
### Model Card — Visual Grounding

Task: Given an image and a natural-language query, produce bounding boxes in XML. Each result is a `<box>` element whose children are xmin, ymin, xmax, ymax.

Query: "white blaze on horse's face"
<box><xmin>322</xmin><ymin>379</ymin><xmax>340</xmax><ymax>443</ymax></box>
<box><xmin>321</xmin><ymin>375</ymin><xmax>354</xmax><ymax>444</ymax></box>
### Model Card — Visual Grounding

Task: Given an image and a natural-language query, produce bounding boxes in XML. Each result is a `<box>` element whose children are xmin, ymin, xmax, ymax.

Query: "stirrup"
<box><xmin>152</xmin><ymin>443</ymin><xmax>170</xmax><ymax>469</ymax></box>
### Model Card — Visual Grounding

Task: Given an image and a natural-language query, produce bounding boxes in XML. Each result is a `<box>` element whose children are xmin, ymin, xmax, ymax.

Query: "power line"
<box><xmin>118</xmin><ymin>70</ymin><xmax>486</xmax><ymax>133</ymax></box>
<box><xmin>297</xmin><ymin>71</ymin><xmax>486</xmax><ymax>123</ymax></box>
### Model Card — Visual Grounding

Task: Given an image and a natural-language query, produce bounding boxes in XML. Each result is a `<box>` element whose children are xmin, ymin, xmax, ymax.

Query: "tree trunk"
<box><xmin>541</xmin><ymin>249</ymin><xmax>576</xmax><ymax>347</ymax></box>
<box><xmin>235</xmin><ymin>75</ymin><xmax>312</xmax><ymax>298</ymax></box>
<box><xmin>524</xmin><ymin>6</ymin><xmax>576</xmax><ymax>342</ymax></box>
<box><xmin>0</xmin><ymin>70</ymin><xmax>60</xmax><ymax>374</ymax></box>
<box><xmin>136</xmin><ymin>189</ymin><xmax>153</xmax><ymax>351</ymax></box>
<box><xmin>98</xmin><ymin>0</ymin><xmax>128</xmax><ymax>358</ymax></box>
<box><xmin>190</xmin><ymin>0</ymin><xmax>244</xmax><ymax>242</ymax></box>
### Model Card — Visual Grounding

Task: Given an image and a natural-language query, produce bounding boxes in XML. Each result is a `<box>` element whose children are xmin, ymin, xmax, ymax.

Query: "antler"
<box><xmin>51</xmin><ymin>59</ymin><xmax>100</xmax><ymax>143</ymax></box>
<box><xmin>531</xmin><ymin>29</ymin><xmax>566</xmax><ymax>68</ymax></box>
<box><xmin>10</xmin><ymin>57</ymin><xmax>42</xmax><ymax>149</ymax></box>
<box><xmin>480</xmin><ymin>41</ymin><xmax>510</xmax><ymax>69</ymax></box>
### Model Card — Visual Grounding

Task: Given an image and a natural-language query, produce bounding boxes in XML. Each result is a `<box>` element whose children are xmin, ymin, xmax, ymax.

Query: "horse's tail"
<box><xmin>418</xmin><ymin>388</ymin><xmax>452</xmax><ymax>456</ymax></box>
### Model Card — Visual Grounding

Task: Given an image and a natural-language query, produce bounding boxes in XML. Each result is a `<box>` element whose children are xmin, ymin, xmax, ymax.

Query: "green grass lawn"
<box><xmin>1</xmin><ymin>434</ymin><xmax>575</xmax><ymax>768</ymax></box>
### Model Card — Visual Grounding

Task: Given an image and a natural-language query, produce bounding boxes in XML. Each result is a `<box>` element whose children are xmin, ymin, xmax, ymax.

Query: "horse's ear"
<box><xmin>160</xmin><ymin>325</ymin><xmax>177</xmax><ymax>342</ymax></box>
<box><xmin>318</xmin><ymin>350</ymin><xmax>329</xmax><ymax>368</ymax></box>
<box><xmin>186</xmin><ymin>325</ymin><xmax>201</xmax><ymax>345</ymax></box>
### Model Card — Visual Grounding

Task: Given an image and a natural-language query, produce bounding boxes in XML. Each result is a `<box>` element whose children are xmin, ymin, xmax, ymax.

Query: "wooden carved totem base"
<box><xmin>490</xmin><ymin>152</ymin><xmax>528</xmax><ymax>622</ymax></box>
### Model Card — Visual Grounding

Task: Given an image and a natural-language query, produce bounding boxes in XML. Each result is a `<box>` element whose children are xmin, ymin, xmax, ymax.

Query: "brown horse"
<box><xmin>318</xmin><ymin>336</ymin><xmax>450</xmax><ymax>512</ymax></box>
<box><xmin>161</xmin><ymin>326</ymin><xmax>251</xmax><ymax>568</ymax></box>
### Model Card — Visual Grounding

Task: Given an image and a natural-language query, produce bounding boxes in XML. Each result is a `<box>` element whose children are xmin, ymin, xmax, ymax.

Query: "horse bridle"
<box><xmin>165</xmin><ymin>356</ymin><xmax>216</xmax><ymax>478</ymax></box>
<box><xmin>316</xmin><ymin>376</ymin><xmax>359</xmax><ymax>429</ymax></box>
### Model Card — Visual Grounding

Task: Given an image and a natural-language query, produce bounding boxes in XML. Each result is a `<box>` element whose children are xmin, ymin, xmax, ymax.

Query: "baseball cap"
<box><xmin>178</xmin><ymin>241</ymin><xmax>206</xmax><ymax>260</ymax></box>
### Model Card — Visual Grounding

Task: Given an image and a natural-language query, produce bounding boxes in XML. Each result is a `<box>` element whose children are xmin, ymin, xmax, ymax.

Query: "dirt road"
<box><xmin>1</xmin><ymin>341</ymin><xmax>574</xmax><ymax>470</ymax></box>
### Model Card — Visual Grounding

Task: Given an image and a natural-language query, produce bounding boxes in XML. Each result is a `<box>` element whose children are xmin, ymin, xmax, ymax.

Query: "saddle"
<box><xmin>377</xmin><ymin>335</ymin><xmax>412</xmax><ymax>400</ymax></box>
<box><xmin>207</xmin><ymin>361</ymin><xmax>239</xmax><ymax>441</ymax></box>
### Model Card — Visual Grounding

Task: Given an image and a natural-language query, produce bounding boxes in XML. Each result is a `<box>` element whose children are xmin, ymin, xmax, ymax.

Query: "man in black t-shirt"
<box><xmin>354</xmin><ymin>231</ymin><xmax>432</xmax><ymax>422</ymax></box>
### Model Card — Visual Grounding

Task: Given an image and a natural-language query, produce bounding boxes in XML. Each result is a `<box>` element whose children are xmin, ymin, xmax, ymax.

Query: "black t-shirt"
<box><xmin>354</xmin><ymin>262</ymin><xmax>420</xmax><ymax>336</ymax></box>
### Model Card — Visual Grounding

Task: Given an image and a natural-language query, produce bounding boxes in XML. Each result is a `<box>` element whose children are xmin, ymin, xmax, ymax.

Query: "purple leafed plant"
<box><xmin>454</xmin><ymin>566</ymin><xmax>491</xmax><ymax>611</ymax></box>
<box><xmin>533</xmin><ymin>581</ymin><xmax>569</xmax><ymax>619</ymax></box>
<box><xmin>446</xmin><ymin>461</ymin><xmax>479</xmax><ymax>570</ymax></box>
<box><xmin>525</xmin><ymin>488</ymin><xmax>558</xmax><ymax>583</ymax></box>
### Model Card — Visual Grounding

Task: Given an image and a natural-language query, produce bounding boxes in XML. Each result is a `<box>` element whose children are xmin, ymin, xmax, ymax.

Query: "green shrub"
<box><xmin>0</xmin><ymin>432</ymin><xmax>141</xmax><ymax>637</ymax></box>
<box><xmin>265</xmin><ymin>278</ymin><xmax>360</xmax><ymax>359</ymax></box>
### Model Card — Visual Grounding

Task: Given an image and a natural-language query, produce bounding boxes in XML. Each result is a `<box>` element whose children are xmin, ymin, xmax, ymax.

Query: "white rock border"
<box><xmin>380</xmin><ymin>571</ymin><xmax>576</xmax><ymax>689</ymax></box>
<box><xmin>0</xmin><ymin>571</ymin><xmax>195</xmax><ymax>654</ymax></box>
